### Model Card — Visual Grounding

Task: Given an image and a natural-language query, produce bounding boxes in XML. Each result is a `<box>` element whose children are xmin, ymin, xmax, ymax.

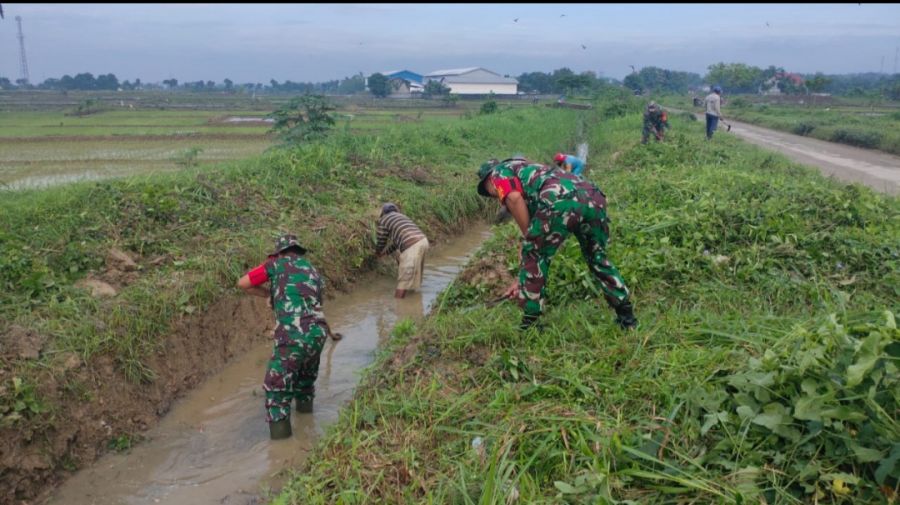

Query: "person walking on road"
<box><xmin>553</xmin><ymin>152</ymin><xmax>586</xmax><ymax>177</ymax></box>
<box><xmin>476</xmin><ymin>156</ymin><xmax>637</xmax><ymax>331</ymax></box>
<box><xmin>705</xmin><ymin>85</ymin><xmax>724</xmax><ymax>140</ymax></box>
<box><xmin>375</xmin><ymin>203</ymin><xmax>430</xmax><ymax>299</ymax></box>
<box><xmin>236</xmin><ymin>234</ymin><xmax>334</xmax><ymax>440</ymax></box>
<box><xmin>642</xmin><ymin>101</ymin><xmax>669</xmax><ymax>144</ymax></box>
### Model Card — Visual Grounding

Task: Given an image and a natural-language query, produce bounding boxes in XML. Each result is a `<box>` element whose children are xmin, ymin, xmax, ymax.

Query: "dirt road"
<box><xmin>671</xmin><ymin>109</ymin><xmax>900</xmax><ymax>195</ymax></box>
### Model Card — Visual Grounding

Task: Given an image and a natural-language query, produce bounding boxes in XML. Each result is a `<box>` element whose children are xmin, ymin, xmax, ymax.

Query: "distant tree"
<box><xmin>705</xmin><ymin>62</ymin><xmax>764</xmax><ymax>94</ymax></box>
<box><xmin>623</xmin><ymin>73</ymin><xmax>643</xmax><ymax>94</ymax></box>
<box><xmin>223</xmin><ymin>78</ymin><xmax>233</xmax><ymax>91</ymax></box>
<box><xmin>134</xmin><ymin>78</ymin><xmax>142</xmax><ymax>90</ymax></box>
<box><xmin>0</xmin><ymin>77</ymin><xmax>13</xmax><ymax>89</ymax></box>
<box><xmin>367</xmin><ymin>73</ymin><xmax>390</xmax><ymax>98</ymax></box>
<box><xmin>337</xmin><ymin>73</ymin><xmax>365</xmax><ymax>95</ymax></box>
<box><xmin>516</xmin><ymin>71</ymin><xmax>554</xmax><ymax>93</ymax></box>
<box><xmin>206</xmin><ymin>80</ymin><xmax>216</xmax><ymax>90</ymax></box>
<box><xmin>423</xmin><ymin>79</ymin><xmax>450</xmax><ymax>98</ymax></box>
<box><xmin>163</xmin><ymin>78</ymin><xmax>178</xmax><ymax>89</ymax></box>
<box><xmin>96</xmin><ymin>73</ymin><xmax>119</xmax><ymax>90</ymax></box>
<box><xmin>806</xmin><ymin>73</ymin><xmax>830</xmax><ymax>94</ymax></box>
<box><xmin>806</xmin><ymin>72</ymin><xmax>831</xmax><ymax>106</ymax></box>
<box><xmin>267</xmin><ymin>94</ymin><xmax>336</xmax><ymax>146</ymax></box>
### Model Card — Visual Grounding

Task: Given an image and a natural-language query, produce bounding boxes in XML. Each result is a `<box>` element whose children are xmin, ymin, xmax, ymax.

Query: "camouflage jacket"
<box><xmin>489</xmin><ymin>159</ymin><xmax>605</xmax><ymax>217</ymax></box>
<box><xmin>265</xmin><ymin>254</ymin><xmax>327</xmax><ymax>339</ymax></box>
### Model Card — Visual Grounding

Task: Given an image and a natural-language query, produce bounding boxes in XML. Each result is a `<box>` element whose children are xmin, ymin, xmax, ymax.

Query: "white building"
<box><xmin>424</xmin><ymin>67</ymin><xmax>518</xmax><ymax>95</ymax></box>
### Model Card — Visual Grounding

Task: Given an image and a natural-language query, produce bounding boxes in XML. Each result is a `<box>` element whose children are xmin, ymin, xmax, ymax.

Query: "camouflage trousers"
<box><xmin>263</xmin><ymin>323</ymin><xmax>327</xmax><ymax>423</ymax></box>
<box><xmin>518</xmin><ymin>190</ymin><xmax>631</xmax><ymax>317</ymax></box>
<box><xmin>642</xmin><ymin>120</ymin><xmax>664</xmax><ymax>143</ymax></box>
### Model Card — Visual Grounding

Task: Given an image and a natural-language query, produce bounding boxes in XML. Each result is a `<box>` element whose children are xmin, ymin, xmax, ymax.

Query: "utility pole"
<box><xmin>880</xmin><ymin>55</ymin><xmax>884</xmax><ymax>75</ymax></box>
<box><xmin>894</xmin><ymin>46</ymin><xmax>898</xmax><ymax>74</ymax></box>
<box><xmin>16</xmin><ymin>16</ymin><xmax>30</xmax><ymax>85</ymax></box>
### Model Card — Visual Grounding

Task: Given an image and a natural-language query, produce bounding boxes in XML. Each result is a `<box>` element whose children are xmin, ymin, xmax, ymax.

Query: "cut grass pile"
<box><xmin>272</xmin><ymin>103</ymin><xmax>899</xmax><ymax>504</ymax></box>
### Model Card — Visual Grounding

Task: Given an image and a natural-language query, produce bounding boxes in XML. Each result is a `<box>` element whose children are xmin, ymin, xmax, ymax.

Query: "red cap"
<box><xmin>554</xmin><ymin>153</ymin><xmax>566</xmax><ymax>163</ymax></box>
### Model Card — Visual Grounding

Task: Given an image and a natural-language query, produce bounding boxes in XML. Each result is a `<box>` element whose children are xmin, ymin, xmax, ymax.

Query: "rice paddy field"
<box><xmin>0</xmin><ymin>91</ymin><xmax>544</xmax><ymax>190</ymax></box>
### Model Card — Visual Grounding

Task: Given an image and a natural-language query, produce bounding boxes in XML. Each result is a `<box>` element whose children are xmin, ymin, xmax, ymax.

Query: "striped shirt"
<box><xmin>375</xmin><ymin>212</ymin><xmax>426</xmax><ymax>255</ymax></box>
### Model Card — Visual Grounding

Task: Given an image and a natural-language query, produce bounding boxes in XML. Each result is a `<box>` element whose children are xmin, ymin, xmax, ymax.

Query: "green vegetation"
<box><xmin>368</xmin><ymin>73</ymin><xmax>390</xmax><ymax>98</ymax></box>
<box><xmin>0</xmin><ymin>103</ymin><xmax>582</xmax><ymax>416</ymax></box>
<box><xmin>273</xmin><ymin>101</ymin><xmax>899</xmax><ymax>504</ymax></box>
<box><xmin>267</xmin><ymin>94</ymin><xmax>337</xmax><ymax>146</ymax></box>
<box><xmin>480</xmin><ymin>100</ymin><xmax>499</xmax><ymax>115</ymax></box>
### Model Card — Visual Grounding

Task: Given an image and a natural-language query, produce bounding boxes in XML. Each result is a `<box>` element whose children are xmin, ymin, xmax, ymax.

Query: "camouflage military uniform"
<box><xmin>251</xmin><ymin>253</ymin><xmax>328</xmax><ymax>423</ymax></box>
<box><xmin>479</xmin><ymin>159</ymin><xmax>635</xmax><ymax>327</ymax></box>
<box><xmin>642</xmin><ymin>107</ymin><xmax>669</xmax><ymax>144</ymax></box>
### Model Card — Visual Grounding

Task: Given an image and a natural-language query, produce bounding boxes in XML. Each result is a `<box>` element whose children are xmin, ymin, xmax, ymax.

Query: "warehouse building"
<box><xmin>424</xmin><ymin>67</ymin><xmax>518</xmax><ymax>95</ymax></box>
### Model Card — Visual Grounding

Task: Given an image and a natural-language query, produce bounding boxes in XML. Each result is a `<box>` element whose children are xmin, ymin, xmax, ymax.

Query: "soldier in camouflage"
<box><xmin>476</xmin><ymin>157</ymin><xmax>637</xmax><ymax>331</ymax></box>
<box><xmin>237</xmin><ymin>234</ymin><xmax>333</xmax><ymax>440</ymax></box>
<box><xmin>642</xmin><ymin>101</ymin><xmax>669</xmax><ymax>144</ymax></box>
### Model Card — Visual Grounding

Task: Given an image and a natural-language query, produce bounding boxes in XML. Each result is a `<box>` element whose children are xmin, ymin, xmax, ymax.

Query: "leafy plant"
<box><xmin>267</xmin><ymin>94</ymin><xmax>336</xmax><ymax>146</ymax></box>
<box><xmin>479</xmin><ymin>100</ymin><xmax>498</xmax><ymax>115</ymax></box>
<box><xmin>687</xmin><ymin>311</ymin><xmax>899</xmax><ymax>502</ymax></box>
<box><xmin>0</xmin><ymin>377</ymin><xmax>48</xmax><ymax>427</ymax></box>
<box><xmin>172</xmin><ymin>146</ymin><xmax>203</xmax><ymax>167</ymax></box>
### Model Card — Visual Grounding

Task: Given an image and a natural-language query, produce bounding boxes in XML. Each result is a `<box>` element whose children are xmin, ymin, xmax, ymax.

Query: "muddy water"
<box><xmin>47</xmin><ymin>224</ymin><xmax>493</xmax><ymax>505</ymax></box>
<box><xmin>576</xmin><ymin>142</ymin><xmax>589</xmax><ymax>162</ymax></box>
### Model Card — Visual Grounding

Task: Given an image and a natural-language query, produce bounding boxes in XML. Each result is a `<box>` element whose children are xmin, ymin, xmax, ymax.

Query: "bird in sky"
<box><xmin>581</xmin><ymin>44</ymin><xmax>587</xmax><ymax>50</ymax></box>
<box><xmin>513</xmin><ymin>17</ymin><xmax>519</xmax><ymax>22</ymax></box>
<box><xmin>560</xmin><ymin>14</ymin><xmax>566</xmax><ymax>17</ymax></box>
<box><xmin>766</xmin><ymin>21</ymin><xmax>770</xmax><ymax>27</ymax></box>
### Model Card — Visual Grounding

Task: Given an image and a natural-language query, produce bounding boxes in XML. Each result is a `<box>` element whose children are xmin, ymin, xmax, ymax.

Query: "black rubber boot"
<box><xmin>520</xmin><ymin>314</ymin><xmax>541</xmax><ymax>332</ymax></box>
<box><xmin>269</xmin><ymin>418</ymin><xmax>292</xmax><ymax>440</ymax></box>
<box><xmin>614</xmin><ymin>301</ymin><xmax>638</xmax><ymax>330</ymax></box>
<box><xmin>296</xmin><ymin>398</ymin><xmax>313</xmax><ymax>413</ymax></box>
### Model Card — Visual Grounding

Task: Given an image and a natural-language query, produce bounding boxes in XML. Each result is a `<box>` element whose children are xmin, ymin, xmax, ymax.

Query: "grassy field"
<box><xmin>661</xmin><ymin>94</ymin><xmax>900</xmax><ymax>156</ymax></box>
<box><xmin>272</xmin><ymin>99</ymin><xmax>899</xmax><ymax>504</ymax></box>
<box><xmin>0</xmin><ymin>93</ymin><xmax>549</xmax><ymax>189</ymax></box>
<box><xmin>0</xmin><ymin>96</ymin><xmax>590</xmax><ymax>501</ymax></box>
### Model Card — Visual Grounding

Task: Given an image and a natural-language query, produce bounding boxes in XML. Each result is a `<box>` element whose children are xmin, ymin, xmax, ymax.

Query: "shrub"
<box><xmin>479</xmin><ymin>100</ymin><xmax>498</xmax><ymax>115</ymax></box>
<box><xmin>830</xmin><ymin>128</ymin><xmax>882</xmax><ymax>149</ymax></box>
<box><xmin>792</xmin><ymin>122</ymin><xmax>816</xmax><ymax>135</ymax></box>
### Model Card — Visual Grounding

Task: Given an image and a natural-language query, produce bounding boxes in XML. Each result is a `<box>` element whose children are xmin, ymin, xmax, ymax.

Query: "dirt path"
<box><xmin>670</xmin><ymin>108</ymin><xmax>900</xmax><ymax>195</ymax></box>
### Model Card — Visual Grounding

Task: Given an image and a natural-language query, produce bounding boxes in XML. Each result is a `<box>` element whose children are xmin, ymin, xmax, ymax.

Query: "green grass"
<box><xmin>0</xmin><ymin>104</ymin><xmax>585</xmax><ymax>423</ymax></box>
<box><xmin>0</xmin><ymin>99</ymin><xmax>541</xmax><ymax>188</ymax></box>
<box><xmin>272</xmin><ymin>99</ymin><xmax>899</xmax><ymax>504</ymax></box>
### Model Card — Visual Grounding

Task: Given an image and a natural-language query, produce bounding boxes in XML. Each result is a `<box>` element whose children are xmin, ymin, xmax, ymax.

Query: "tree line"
<box><xmin>1</xmin><ymin>65</ymin><xmax>898</xmax><ymax>99</ymax></box>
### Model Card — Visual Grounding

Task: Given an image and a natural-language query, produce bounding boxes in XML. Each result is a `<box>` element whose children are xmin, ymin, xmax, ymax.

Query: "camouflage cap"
<box><xmin>269</xmin><ymin>233</ymin><xmax>307</xmax><ymax>257</ymax></box>
<box><xmin>476</xmin><ymin>159</ymin><xmax>499</xmax><ymax>197</ymax></box>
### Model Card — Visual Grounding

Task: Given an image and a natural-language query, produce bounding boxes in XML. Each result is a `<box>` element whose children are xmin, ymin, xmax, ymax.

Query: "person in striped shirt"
<box><xmin>375</xmin><ymin>203</ymin><xmax>430</xmax><ymax>298</ymax></box>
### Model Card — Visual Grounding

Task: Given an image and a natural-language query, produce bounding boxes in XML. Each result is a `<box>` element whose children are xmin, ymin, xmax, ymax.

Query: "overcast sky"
<box><xmin>2</xmin><ymin>3</ymin><xmax>899</xmax><ymax>84</ymax></box>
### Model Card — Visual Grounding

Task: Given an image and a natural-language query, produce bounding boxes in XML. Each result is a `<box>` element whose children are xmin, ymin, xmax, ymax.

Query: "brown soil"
<box><xmin>0</xmin><ymin>295</ymin><xmax>272</xmax><ymax>504</ymax></box>
<box><xmin>0</xmin><ymin>215</ymin><xmax>487</xmax><ymax>504</ymax></box>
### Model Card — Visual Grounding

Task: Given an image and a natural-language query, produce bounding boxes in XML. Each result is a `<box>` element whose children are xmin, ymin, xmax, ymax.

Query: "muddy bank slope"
<box><xmin>0</xmin><ymin>106</ymin><xmax>586</xmax><ymax>503</ymax></box>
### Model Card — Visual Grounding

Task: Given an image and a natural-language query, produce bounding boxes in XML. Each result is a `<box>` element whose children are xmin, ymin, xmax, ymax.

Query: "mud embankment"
<box><xmin>0</xmin><ymin>217</ymin><xmax>488</xmax><ymax>504</ymax></box>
